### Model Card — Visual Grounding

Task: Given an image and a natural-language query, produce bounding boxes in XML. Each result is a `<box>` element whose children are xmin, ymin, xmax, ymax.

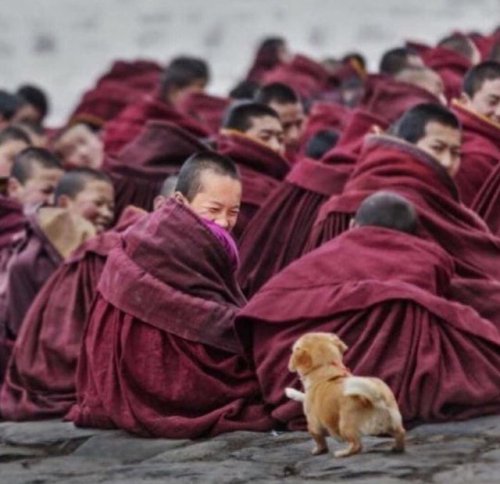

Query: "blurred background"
<box><xmin>0</xmin><ymin>0</ymin><xmax>498</xmax><ymax>124</ymax></box>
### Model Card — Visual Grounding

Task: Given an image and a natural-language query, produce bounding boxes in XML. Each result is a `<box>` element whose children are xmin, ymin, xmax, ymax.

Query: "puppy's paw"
<box><xmin>391</xmin><ymin>443</ymin><xmax>405</xmax><ymax>453</ymax></box>
<box><xmin>311</xmin><ymin>445</ymin><xmax>328</xmax><ymax>456</ymax></box>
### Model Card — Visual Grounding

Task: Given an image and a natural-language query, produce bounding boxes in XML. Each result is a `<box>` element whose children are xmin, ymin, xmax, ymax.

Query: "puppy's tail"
<box><xmin>285</xmin><ymin>387</ymin><xmax>305</xmax><ymax>402</ymax></box>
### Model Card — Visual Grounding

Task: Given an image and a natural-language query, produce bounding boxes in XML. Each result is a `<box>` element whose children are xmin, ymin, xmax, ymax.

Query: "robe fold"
<box><xmin>95</xmin><ymin>59</ymin><xmax>162</xmax><ymax>93</ymax></box>
<box><xmin>103</xmin><ymin>95</ymin><xmax>209</xmax><ymax>156</ymax></box>
<box><xmin>216</xmin><ymin>131</ymin><xmax>290</xmax><ymax>238</ymax></box>
<box><xmin>472</xmin><ymin>161</ymin><xmax>500</xmax><ymax>235</ymax></box>
<box><xmin>68</xmin><ymin>199</ymin><xmax>274</xmax><ymax>438</ymax></box>
<box><xmin>452</xmin><ymin>101</ymin><xmax>500</xmax><ymax>207</ymax></box>
<box><xmin>422</xmin><ymin>47</ymin><xmax>471</xmax><ymax>102</ymax></box>
<box><xmin>306</xmin><ymin>135</ymin><xmax>500</xmax><ymax>326</ymax></box>
<box><xmin>177</xmin><ymin>92</ymin><xmax>230</xmax><ymax>135</ymax></box>
<box><xmin>105</xmin><ymin>120</ymin><xmax>209</xmax><ymax>217</ymax></box>
<box><xmin>236</xmin><ymin>227</ymin><xmax>500</xmax><ymax>428</ymax></box>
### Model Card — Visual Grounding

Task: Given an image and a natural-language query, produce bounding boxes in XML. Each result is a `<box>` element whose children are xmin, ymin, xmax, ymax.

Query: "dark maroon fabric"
<box><xmin>236</xmin><ymin>227</ymin><xmax>500</xmax><ymax>427</ymax></box>
<box><xmin>361</xmin><ymin>76</ymin><xmax>441</xmax><ymax>124</ymax></box>
<box><xmin>68</xmin><ymin>199</ymin><xmax>274</xmax><ymax>438</ymax></box>
<box><xmin>216</xmin><ymin>132</ymin><xmax>290</xmax><ymax>238</ymax></box>
<box><xmin>452</xmin><ymin>102</ymin><xmax>500</xmax><ymax>206</ymax></box>
<box><xmin>105</xmin><ymin>120</ymin><xmax>209</xmax><ymax>217</ymax></box>
<box><xmin>177</xmin><ymin>92</ymin><xmax>230</xmax><ymax>135</ymax></box>
<box><xmin>246</xmin><ymin>45</ymin><xmax>284</xmax><ymax>83</ymax></box>
<box><xmin>423</xmin><ymin>47</ymin><xmax>471</xmax><ymax>101</ymax></box>
<box><xmin>263</xmin><ymin>54</ymin><xmax>330</xmax><ymax>99</ymax></box>
<box><xmin>68</xmin><ymin>81</ymin><xmax>139</xmax><ymax>128</ymax></box>
<box><xmin>405</xmin><ymin>40</ymin><xmax>432</xmax><ymax>56</ymax></box>
<box><xmin>472</xmin><ymin>161</ymin><xmax>500</xmax><ymax>235</ymax></box>
<box><xmin>306</xmin><ymin>136</ymin><xmax>500</xmax><ymax>327</ymax></box>
<box><xmin>0</xmin><ymin>197</ymin><xmax>25</xmax><ymax>251</ymax></box>
<box><xmin>95</xmin><ymin>59</ymin><xmax>162</xmax><ymax>93</ymax></box>
<box><xmin>0</xmin><ymin>208</ymin><xmax>145</xmax><ymax>421</ymax></box>
<box><xmin>103</xmin><ymin>95</ymin><xmax>210</xmax><ymax>156</ymax></box>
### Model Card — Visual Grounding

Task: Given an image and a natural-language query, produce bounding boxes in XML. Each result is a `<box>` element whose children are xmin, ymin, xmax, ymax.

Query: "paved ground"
<box><xmin>1</xmin><ymin>415</ymin><xmax>500</xmax><ymax>483</ymax></box>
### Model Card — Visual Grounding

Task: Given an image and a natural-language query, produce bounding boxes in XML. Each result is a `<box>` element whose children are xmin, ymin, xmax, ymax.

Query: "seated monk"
<box><xmin>246</xmin><ymin>37</ymin><xmax>290</xmax><ymax>84</ymax></box>
<box><xmin>3</xmin><ymin>168</ymin><xmax>114</xmax><ymax>343</ymax></box>
<box><xmin>452</xmin><ymin>61</ymin><xmax>500</xmax><ymax>206</ymax></box>
<box><xmin>255</xmin><ymin>82</ymin><xmax>306</xmax><ymax>161</ymax></box>
<box><xmin>306</xmin><ymin>103</ymin><xmax>500</xmax><ymax>327</ymax></box>
<box><xmin>67</xmin><ymin>152</ymin><xmax>274</xmax><ymax>438</ymax></box>
<box><xmin>217</xmin><ymin>101</ymin><xmax>289</xmax><ymax>237</ymax></box>
<box><xmin>102</xmin><ymin>56</ymin><xmax>210</xmax><ymax>155</ymax></box>
<box><xmin>0</xmin><ymin>126</ymin><xmax>32</xmax><ymax>181</ymax></box>
<box><xmin>0</xmin><ymin>205</ymin><xmax>146</xmax><ymax>421</ymax></box>
<box><xmin>53</xmin><ymin>123</ymin><xmax>104</xmax><ymax>170</ymax></box>
<box><xmin>236</xmin><ymin>192</ymin><xmax>500</xmax><ymax>428</ymax></box>
<box><xmin>237</xmin><ymin>108</ymin><xmax>387</xmax><ymax>297</ymax></box>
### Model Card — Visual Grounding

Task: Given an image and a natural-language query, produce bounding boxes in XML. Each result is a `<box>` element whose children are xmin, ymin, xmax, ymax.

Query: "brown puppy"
<box><xmin>286</xmin><ymin>332</ymin><xmax>405</xmax><ymax>458</ymax></box>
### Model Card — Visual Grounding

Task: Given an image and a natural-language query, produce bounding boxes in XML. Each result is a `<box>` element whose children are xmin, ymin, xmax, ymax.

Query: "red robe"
<box><xmin>306</xmin><ymin>135</ymin><xmax>500</xmax><ymax>327</ymax></box>
<box><xmin>216</xmin><ymin>131</ymin><xmax>290</xmax><ymax>238</ymax></box>
<box><xmin>422</xmin><ymin>47</ymin><xmax>471</xmax><ymax>102</ymax></box>
<box><xmin>452</xmin><ymin>102</ymin><xmax>500</xmax><ymax>206</ymax></box>
<box><xmin>472</xmin><ymin>160</ymin><xmax>500</xmax><ymax>235</ymax></box>
<box><xmin>95</xmin><ymin>59</ymin><xmax>162</xmax><ymax>93</ymax></box>
<box><xmin>68</xmin><ymin>199</ymin><xmax>274</xmax><ymax>438</ymax></box>
<box><xmin>0</xmin><ymin>207</ymin><xmax>145</xmax><ymax>421</ymax></box>
<box><xmin>104</xmin><ymin>120</ymin><xmax>209</xmax><ymax>218</ymax></box>
<box><xmin>102</xmin><ymin>95</ymin><xmax>209</xmax><ymax>156</ymax></box>
<box><xmin>236</xmin><ymin>227</ymin><xmax>500</xmax><ymax>427</ymax></box>
<box><xmin>237</xmin><ymin>109</ymin><xmax>387</xmax><ymax>297</ymax></box>
<box><xmin>361</xmin><ymin>76</ymin><xmax>441</xmax><ymax>124</ymax></box>
<box><xmin>177</xmin><ymin>92</ymin><xmax>230</xmax><ymax>135</ymax></box>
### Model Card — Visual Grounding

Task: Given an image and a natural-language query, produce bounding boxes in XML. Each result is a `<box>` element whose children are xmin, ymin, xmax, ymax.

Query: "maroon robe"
<box><xmin>68</xmin><ymin>81</ymin><xmax>139</xmax><ymax>128</ymax></box>
<box><xmin>102</xmin><ymin>95</ymin><xmax>209</xmax><ymax>156</ymax></box>
<box><xmin>452</xmin><ymin>101</ymin><xmax>500</xmax><ymax>206</ymax></box>
<box><xmin>361</xmin><ymin>76</ymin><xmax>441</xmax><ymax>124</ymax></box>
<box><xmin>306</xmin><ymin>136</ymin><xmax>500</xmax><ymax>326</ymax></box>
<box><xmin>236</xmin><ymin>227</ymin><xmax>500</xmax><ymax>427</ymax></box>
<box><xmin>246</xmin><ymin>44</ymin><xmax>284</xmax><ymax>84</ymax></box>
<box><xmin>68</xmin><ymin>199</ymin><xmax>274</xmax><ymax>438</ymax></box>
<box><xmin>422</xmin><ymin>47</ymin><xmax>471</xmax><ymax>101</ymax></box>
<box><xmin>237</xmin><ymin>109</ymin><xmax>387</xmax><ymax>297</ymax></box>
<box><xmin>472</xmin><ymin>160</ymin><xmax>500</xmax><ymax>235</ymax></box>
<box><xmin>177</xmin><ymin>92</ymin><xmax>230</xmax><ymax>135</ymax></box>
<box><xmin>216</xmin><ymin>131</ymin><xmax>290</xmax><ymax>238</ymax></box>
<box><xmin>95</xmin><ymin>59</ymin><xmax>162</xmax><ymax>93</ymax></box>
<box><xmin>104</xmin><ymin>120</ymin><xmax>209</xmax><ymax>217</ymax></box>
<box><xmin>0</xmin><ymin>207</ymin><xmax>145</xmax><ymax>421</ymax></box>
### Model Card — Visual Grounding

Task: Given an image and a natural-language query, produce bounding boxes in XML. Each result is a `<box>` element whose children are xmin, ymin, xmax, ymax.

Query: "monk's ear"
<box><xmin>56</xmin><ymin>194</ymin><xmax>71</xmax><ymax>209</ymax></box>
<box><xmin>173</xmin><ymin>191</ymin><xmax>188</xmax><ymax>205</ymax></box>
<box><xmin>7</xmin><ymin>177</ymin><xmax>21</xmax><ymax>199</ymax></box>
<box><xmin>370</xmin><ymin>124</ymin><xmax>383</xmax><ymax>135</ymax></box>
<box><xmin>289</xmin><ymin>347</ymin><xmax>312</xmax><ymax>372</ymax></box>
<box><xmin>460</xmin><ymin>92</ymin><xmax>472</xmax><ymax>107</ymax></box>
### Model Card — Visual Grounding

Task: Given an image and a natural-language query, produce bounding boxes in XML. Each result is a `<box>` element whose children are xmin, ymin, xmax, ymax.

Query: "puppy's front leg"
<box><xmin>309</xmin><ymin>428</ymin><xmax>328</xmax><ymax>455</ymax></box>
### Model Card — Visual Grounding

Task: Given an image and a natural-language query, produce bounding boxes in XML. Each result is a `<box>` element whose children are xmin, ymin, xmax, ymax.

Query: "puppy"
<box><xmin>286</xmin><ymin>332</ymin><xmax>405</xmax><ymax>458</ymax></box>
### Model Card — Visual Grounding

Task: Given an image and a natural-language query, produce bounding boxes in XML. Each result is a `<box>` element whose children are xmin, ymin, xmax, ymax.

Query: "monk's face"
<box><xmin>179</xmin><ymin>171</ymin><xmax>242</xmax><ymax>232</ymax></box>
<box><xmin>12</xmin><ymin>104</ymin><xmax>43</xmax><ymax>125</ymax></box>
<box><xmin>464</xmin><ymin>78</ymin><xmax>500</xmax><ymax>125</ymax></box>
<box><xmin>245</xmin><ymin>115</ymin><xmax>285</xmax><ymax>156</ymax></box>
<box><xmin>55</xmin><ymin>124</ymin><xmax>104</xmax><ymax>170</ymax></box>
<box><xmin>63</xmin><ymin>180</ymin><xmax>115</xmax><ymax>233</ymax></box>
<box><xmin>415</xmin><ymin>121</ymin><xmax>461</xmax><ymax>177</ymax></box>
<box><xmin>0</xmin><ymin>139</ymin><xmax>30</xmax><ymax>178</ymax></box>
<box><xmin>268</xmin><ymin>101</ymin><xmax>305</xmax><ymax>151</ymax></box>
<box><xmin>8</xmin><ymin>164</ymin><xmax>64</xmax><ymax>208</ymax></box>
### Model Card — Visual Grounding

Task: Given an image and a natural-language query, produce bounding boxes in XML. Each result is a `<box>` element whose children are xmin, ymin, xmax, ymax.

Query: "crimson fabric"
<box><xmin>216</xmin><ymin>132</ymin><xmax>290</xmax><ymax>238</ymax></box>
<box><xmin>95</xmin><ymin>59</ymin><xmax>162</xmax><ymax>93</ymax></box>
<box><xmin>263</xmin><ymin>55</ymin><xmax>330</xmax><ymax>99</ymax></box>
<box><xmin>102</xmin><ymin>95</ymin><xmax>209</xmax><ymax>156</ymax></box>
<box><xmin>361</xmin><ymin>77</ymin><xmax>440</xmax><ymax>124</ymax></box>
<box><xmin>236</xmin><ymin>227</ymin><xmax>500</xmax><ymax>427</ymax></box>
<box><xmin>0</xmin><ymin>197</ymin><xmax>25</xmax><ymax>252</ymax></box>
<box><xmin>68</xmin><ymin>81</ymin><xmax>139</xmax><ymax>128</ymax></box>
<box><xmin>470</xmin><ymin>30</ymin><xmax>500</xmax><ymax>60</ymax></box>
<box><xmin>472</xmin><ymin>161</ymin><xmax>500</xmax><ymax>235</ymax></box>
<box><xmin>68</xmin><ymin>199</ymin><xmax>274</xmax><ymax>438</ymax></box>
<box><xmin>246</xmin><ymin>45</ymin><xmax>284</xmax><ymax>84</ymax></box>
<box><xmin>405</xmin><ymin>40</ymin><xmax>432</xmax><ymax>57</ymax></box>
<box><xmin>105</xmin><ymin>120</ymin><xmax>209</xmax><ymax>217</ymax></box>
<box><xmin>452</xmin><ymin>102</ymin><xmax>500</xmax><ymax>206</ymax></box>
<box><xmin>177</xmin><ymin>92</ymin><xmax>230</xmax><ymax>135</ymax></box>
<box><xmin>0</xmin><ymin>208</ymin><xmax>145</xmax><ymax>421</ymax></box>
<box><xmin>422</xmin><ymin>47</ymin><xmax>471</xmax><ymax>101</ymax></box>
<box><xmin>306</xmin><ymin>136</ymin><xmax>500</xmax><ymax>326</ymax></box>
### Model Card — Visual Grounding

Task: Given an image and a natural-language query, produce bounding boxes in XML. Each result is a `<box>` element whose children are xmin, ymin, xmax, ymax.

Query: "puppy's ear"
<box><xmin>289</xmin><ymin>347</ymin><xmax>312</xmax><ymax>372</ymax></box>
<box><xmin>330</xmin><ymin>334</ymin><xmax>348</xmax><ymax>354</ymax></box>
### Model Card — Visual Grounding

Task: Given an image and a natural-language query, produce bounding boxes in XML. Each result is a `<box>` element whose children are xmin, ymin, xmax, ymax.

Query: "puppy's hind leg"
<box><xmin>309</xmin><ymin>431</ymin><xmax>328</xmax><ymax>455</ymax></box>
<box><xmin>334</xmin><ymin>413</ymin><xmax>362</xmax><ymax>458</ymax></box>
<box><xmin>391</xmin><ymin>426</ymin><xmax>406</xmax><ymax>453</ymax></box>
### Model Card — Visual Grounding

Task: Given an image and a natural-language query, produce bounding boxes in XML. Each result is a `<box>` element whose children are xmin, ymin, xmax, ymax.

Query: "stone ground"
<box><xmin>1</xmin><ymin>416</ymin><xmax>500</xmax><ymax>483</ymax></box>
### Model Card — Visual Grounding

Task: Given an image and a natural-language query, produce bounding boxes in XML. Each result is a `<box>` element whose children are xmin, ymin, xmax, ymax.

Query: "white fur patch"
<box><xmin>285</xmin><ymin>387</ymin><xmax>305</xmax><ymax>402</ymax></box>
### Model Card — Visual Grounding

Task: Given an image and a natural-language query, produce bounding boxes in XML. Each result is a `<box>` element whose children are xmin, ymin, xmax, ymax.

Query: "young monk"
<box><xmin>7</xmin><ymin>148</ymin><xmax>64</xmax><ymax>210</ymax></box>
<box><xmin>217</xmin><ymin>101</ymin><xmax>289</xmax><ymax>237</ymax></box>
<box><xmin>3</xmin><ymin>168</ymin><xmax>114</xmax><ymax>342</ymax></box>
<box><xmin>236</xmin><ymin>191</ymin><xmax>500</xmax><ymax>428</ymax></box>
<box><xmin>0</xmin><ymin>126</ymin><xmax>32</xmax><ymax>182</ymax></box>
<box><xmin>379</xmin><ymin>47</ymin><xmax>424</xmax><ymax>76</ymax></box>
<box><xmin>68</xmin><ymin>152</ymin><xmax>274</xmax><ymax>438</ymax></box>
<box><xmin>53</xmin><ymin>123</ymin><xmax>104</xmax><ymax>170</ymax></box>
<box><xmin>255</xmin><ymin>83</ymin><xmax>306</xmax><ymax>159</ymax></box>
<box><xmin>0</xmin><ymin>90</ymin><xmax>21</xmax><ymax>130</ymax></box>
<box><xmin>14</xmin><ymin>85</ymin><xmax>49</xmax><ymax>126</ymax></box>
<box><xmin>453</xmin><ymin>61</ymin><xmax>500</xmax><ymax>205</ymax></box>
<box><xmin>103</xmin><ymin>56</ymin><xmax>210</xmax><ymax>155</ymax></box>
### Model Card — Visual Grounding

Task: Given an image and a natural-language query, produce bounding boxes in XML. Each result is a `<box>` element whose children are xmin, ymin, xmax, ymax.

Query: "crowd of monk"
<box><xmin>0</xmin><ymin>27</ymin><xmax>499</xmax><ymax>438</ymax></box>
